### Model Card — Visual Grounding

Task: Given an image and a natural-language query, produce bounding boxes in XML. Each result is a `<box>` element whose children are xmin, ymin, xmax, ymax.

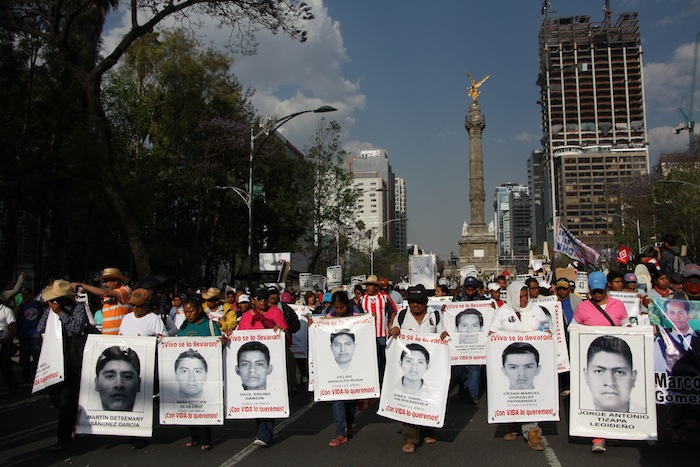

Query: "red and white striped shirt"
<box><xmin>361</xmin><ymin>293</ymin><xmax>395</xmax><ymax>338</ymax></box>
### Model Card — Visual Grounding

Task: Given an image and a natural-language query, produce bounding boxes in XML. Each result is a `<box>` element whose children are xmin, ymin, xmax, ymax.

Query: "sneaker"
<box><xmin>253</xmin><ymin>439</ymin><xmax>270</xmax><ymax>447</ymax></box>
<box><xmin>591</xmin><ymin>438</ymin><xmax>606</xmax><ymax>453</ymax></box>
<box><xmin>503</xmin><ymin>432</ymin><xmax>518</xmax><ymax>441</ymax></box>
<box><xmin>527</xmin><ymin>428</ymin><xmax>544</xmax><ymax>451</ymax></box>
<box><xmin>560</xmin><ymin>389</ymin><xmax>571</xmax><ymax>397</ymax></box>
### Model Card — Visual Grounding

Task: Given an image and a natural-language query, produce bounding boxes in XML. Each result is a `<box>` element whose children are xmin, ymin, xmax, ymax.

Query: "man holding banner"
<box><xmin>386</xmin><ymin>285</ymin><xmax>449</xmax><ymax>454</ymax></box>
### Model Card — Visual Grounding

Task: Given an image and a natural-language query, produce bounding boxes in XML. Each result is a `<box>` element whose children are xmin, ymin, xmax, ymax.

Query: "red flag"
<box><xmin>616</xmin><ymin>246</ymin><xmax>631</xmax><ymax>264</ymax></box>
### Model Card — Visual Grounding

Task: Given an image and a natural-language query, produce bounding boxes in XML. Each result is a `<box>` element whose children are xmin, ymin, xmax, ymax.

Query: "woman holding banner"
<box><xmin>177</xmin><ymin>297</ymin><xmax>223</xmax><ymax>452</ymax></box>
<box><xmin>325</xmin><ymin>291</ymin><xmax>364</xmax><ymax>447</ymax></box>
<box><xmin>489</xmin><ymin>280</ymin><xmax>550</xmax><ymax>451</ymax></box>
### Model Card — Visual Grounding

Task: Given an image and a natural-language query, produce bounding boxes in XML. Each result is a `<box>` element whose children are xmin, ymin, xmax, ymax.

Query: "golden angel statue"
<box><xmin>465</xmin><ymin>70</ymin><xmax>489</xmax><ymax>103</ymax></box>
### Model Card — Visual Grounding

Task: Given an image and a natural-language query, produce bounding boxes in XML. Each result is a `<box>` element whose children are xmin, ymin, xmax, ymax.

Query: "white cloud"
<box><xmin>648</xmin><ymin>126</ymin><xmax>691</xmax><ymax>162</ymax></box>
<box><xmin>513</xmin><ymin>131</ymin><xmax>537</xmax><ymax>142</ymax></box>
<box><xmin>644</xmin><ymin>41</ymin><xmax>697</xmax><ymax>115</ymax></box>
<box><xmin>101</xmin><ymin>1</ymin><xmax>365</xmax><ymax>149</ymax></box>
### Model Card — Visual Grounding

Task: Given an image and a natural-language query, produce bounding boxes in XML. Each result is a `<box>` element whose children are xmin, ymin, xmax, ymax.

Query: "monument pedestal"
<box><xmin>458</xmin><ymin>223</ymin><xmax>498</xmax><ymax>276</ymax></box>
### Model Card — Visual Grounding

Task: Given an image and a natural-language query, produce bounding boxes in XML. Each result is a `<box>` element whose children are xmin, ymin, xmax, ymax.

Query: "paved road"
<box><xmin>1</xmin><ymin>375</ymin><xmax>697</xmax><ymax>467</ymax></box>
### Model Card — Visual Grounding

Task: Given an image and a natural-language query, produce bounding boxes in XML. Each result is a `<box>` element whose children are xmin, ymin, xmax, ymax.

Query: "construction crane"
<box><xmin>675</xmin><ymin>32</ymin><xmax>699</xmax><ymax>151</ymax></box>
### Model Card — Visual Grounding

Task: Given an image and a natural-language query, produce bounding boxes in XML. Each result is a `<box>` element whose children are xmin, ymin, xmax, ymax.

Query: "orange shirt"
<box><xmin>100</xmin><ymin>285</ymin><xmax>132</xmax><ymax>335</ymax></box>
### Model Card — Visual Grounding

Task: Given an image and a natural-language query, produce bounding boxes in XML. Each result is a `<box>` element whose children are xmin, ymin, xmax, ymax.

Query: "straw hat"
<box><xmin>42</xmin><ymin>280</ymin><xmax>76</xmax><ymax>301</ymax></box>
<box><xmin>201</xmin><ymin>287</ymin><xmax>223</xmax><ymax>300</ymax></box>
<box><xmin>360</xmin><ymin>275</ymin><xmax>383</xmax><ymax>287</ymax></box>
<box><xmin>97</xmin><ymin>267</ymin><xmax>129</xmax><ymax>282</ymax></box>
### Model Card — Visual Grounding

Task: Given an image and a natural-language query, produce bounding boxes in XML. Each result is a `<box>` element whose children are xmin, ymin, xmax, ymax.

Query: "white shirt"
<box><xmin>0</xmin><ymin>304</ymin><xmax>16</xmax><ymax>337</ymax></box>
<box><xmin>490</xmin><ymin>304</ymin><xmax>548</xmax><ymax>333</ymax></box>
<box><xmin>119</xmin><ymin>312</ymin><xmax>167</xmax><ymax>336</ymax></box>
<box><xmin>394</xmin><ymin>308</ymin><xmax>446</xmax><ymax>334</ymax></box>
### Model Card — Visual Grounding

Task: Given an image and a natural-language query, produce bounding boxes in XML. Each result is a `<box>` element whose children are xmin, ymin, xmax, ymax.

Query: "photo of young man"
<box><xmin>94</xmin><ymin>346</ymin><xmax>142</xmax><ymax>411</ymax></box>
<box><xmin>235</xmin><ymin>341</ymin><xmax>273</xmax><ymax>391</ymax></box>
<box><xmin>501</xmin><ymin>342</ymin><xmax>541</xmax><ymax>390</ymax></box>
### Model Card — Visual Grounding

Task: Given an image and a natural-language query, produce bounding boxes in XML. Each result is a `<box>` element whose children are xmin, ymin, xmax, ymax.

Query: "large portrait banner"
<box><xmin>569</xmin><ymin>325</ymin><xmax>657</xmax><ymax>440</ymax></box>
<box><xmin>224</xmin><ymin>329</ymin><xmax>289</xmax><ymax>419</ymax></box>
<box><xmin>531</xmin><ymin>295</ymin><xmax>570</xmax><ymax>373</ymax></box>
<box><xmin>159</xmin><ymin>337</ymin><xmax>223</xmax><ymax>425</ymax></box>
<box><xmin>76</xmin><ymin>335</ymin><xmax>156</xmax><ymax>437</ymax></box>
<box><xmin>649</xmin><ymin>297</ymin><xmax>700</xmax><ymax>407</ymax></box>
<box><xmin>377</xmin><ymin>331</ymin><xmax>450</xmax><ymax>427</ymax></box>
<box><xmin>438</xmin><ymin>300</ymin><xmax>495</xmax><ymax>365</ymax></box>
<box><xmin>486</xmin><ymin>332</ymin><xmax>559</xmax><ymax>423</ymax></box>
<box><xmin>310</xmin><ymin>314</ymin><xmax>379</xmax><ymax>402</ymax></box>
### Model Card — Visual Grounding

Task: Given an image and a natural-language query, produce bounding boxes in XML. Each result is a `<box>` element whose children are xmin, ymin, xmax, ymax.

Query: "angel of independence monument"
<box><xmin>458</xmin><ymin>71</ymin><xmax>498</xmax><ymax>276</ymax></box>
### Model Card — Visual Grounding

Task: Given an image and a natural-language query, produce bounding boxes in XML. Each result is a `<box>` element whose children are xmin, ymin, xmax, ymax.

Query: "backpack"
<box><xmin>670</xmin><ymin>251</ymin><xmax>691</xmax><ymax>275</ymax></box>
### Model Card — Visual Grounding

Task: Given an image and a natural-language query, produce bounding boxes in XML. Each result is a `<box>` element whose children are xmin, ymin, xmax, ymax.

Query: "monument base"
<box><xmin>458</xmin><ymin>223</ymin><xmax>498</xmax><ymax>277</ymax></box>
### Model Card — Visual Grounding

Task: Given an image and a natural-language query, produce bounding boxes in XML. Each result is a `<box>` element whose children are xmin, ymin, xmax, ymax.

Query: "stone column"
<box><xmin>465</xmin><ymin>101</ymin><xmax>486</xmax><ymax>226</ymax></box>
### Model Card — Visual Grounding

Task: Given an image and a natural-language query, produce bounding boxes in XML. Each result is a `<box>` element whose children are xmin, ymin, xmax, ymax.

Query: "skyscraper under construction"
<box><xmin>538</xmin><ymin>2</ymin><xmax>648</xmax><ymax>252</ymax></box>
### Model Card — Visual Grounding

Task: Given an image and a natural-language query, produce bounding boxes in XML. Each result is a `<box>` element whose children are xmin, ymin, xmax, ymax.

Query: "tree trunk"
<box><xmin>83</xmin><ymin>77</ymin><xmax>151</xmax><ymax>279</ymax></box>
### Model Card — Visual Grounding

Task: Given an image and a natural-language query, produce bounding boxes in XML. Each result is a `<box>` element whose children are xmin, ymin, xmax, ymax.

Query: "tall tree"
<box><xmin>303</xmin><ymin>119</ymin><xmax>360</xmax><ymax>273</ymax></box>
<box><xmin>0</xmin><ymin>0</ymin><xmax>314</xmax><ymax>279</ymax></box>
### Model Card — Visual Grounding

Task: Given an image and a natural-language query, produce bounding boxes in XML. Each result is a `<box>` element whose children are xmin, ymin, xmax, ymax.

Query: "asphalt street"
<box><xmin>0</xmin><ymin>371</ymin><xmax>697</xmax><ymax>467</ymax></box>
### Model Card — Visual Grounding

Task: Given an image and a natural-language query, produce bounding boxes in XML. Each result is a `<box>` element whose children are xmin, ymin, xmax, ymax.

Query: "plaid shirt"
<box><xmin>38</xmin><ymin>302</ymin><xmax>87</xmax><ymax>337</ymax></box>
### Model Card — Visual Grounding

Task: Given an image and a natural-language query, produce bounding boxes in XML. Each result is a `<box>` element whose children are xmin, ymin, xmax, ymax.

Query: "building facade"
<box><xmin>538</xmin><ymin>7</ymin><xmax>649</xmax><ymax>251</ymax></box>
<box><xmin>394</xmin><ymin>177</ymin><xmax>407</xmax><ymax>258</ymax></box>
<box><xmin>494</xmin><ymin>183</ymin><xmax>532</xmax><ymax>259</ymax></box>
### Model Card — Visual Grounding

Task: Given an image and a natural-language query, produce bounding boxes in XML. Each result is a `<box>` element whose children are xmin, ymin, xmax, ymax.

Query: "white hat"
<box><xmin>237</xmin><ymin>294</ymin><xmax>251</xmax><ymax>303</ymax></box>
<box><xmin>487</xmin><ymin>283</ymin><xmax>500</xmax><ymax>291</ymax></box>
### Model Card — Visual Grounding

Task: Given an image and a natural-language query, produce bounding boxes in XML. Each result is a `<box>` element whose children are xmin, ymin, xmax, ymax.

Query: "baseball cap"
<box><xmin>463</xmin><ymin>277</ymin><xmax>482</xmax><ymax>289</ymax></box>
<box><xmin>322</xmin><ymin>292</ymin><xmax>332</xmax><ymax>303</ymax></box>
<box><xmin>682</xmin><ymin>263</ymin><xmax>700</xmax><ymax>279</ymax></box>
<box><xmin>253</xmin><ymin>288</ymin><xmax>268</xmax><ymax>300</ymax></box>
<box><xmin>487</xmin><ymin>283</ymin><xmax>500</xmax><ymax>291</ymax></box>
<box><xmin>237</xmin><ymin>294</ymin><xmax>251</xmax><ymax>303</ymax></box>
<box><xmin>129</xmin><ymin>288</ymin><xmax>150</xmax><ymax>306</ymax></box>
<box><xmin>555</xmin><ymin>278</ymin><xmax>570</xmax><ymax>288</ymax></box>
<box><xmin>624</xmin><ymin>273</ymin><xmax>637</xmax><ymax>282</ymax></box>
<box><xmin>267</xmin><ymin>286</ymin><xmax>280</xmax><ymax>294</ymax></box>
<box><xmin>407</xmin><ymin>285</ymin><xmax>428</xmax><ymax>303</ymax></box>
<box><xmin>588</xmin><ymin>271</ymin><xmax>607</xmax><ymax>291</ymax></box>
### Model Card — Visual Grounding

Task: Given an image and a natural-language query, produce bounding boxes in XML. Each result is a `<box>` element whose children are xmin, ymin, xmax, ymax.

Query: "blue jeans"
<box><xmin>256</xmin><ymin>419</ymin><xmax>275</xmax><ymax>443</ymax></box>
<box><xmin>376</xmin><ymin>337</ymin><xmax>387</xmax><ymax>385</ymax></box>
<box><xmin>332</xmin><ymin>401</ymin><xmax>356</xmax><ymax>436</ymax></box>
<box><xmin>453</xmin><ymin>365</ymin><xmax>480</xmax><ymax>398</ymax></box>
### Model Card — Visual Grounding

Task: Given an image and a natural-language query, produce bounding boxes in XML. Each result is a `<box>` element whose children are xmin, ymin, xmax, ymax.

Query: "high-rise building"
<box><xmin>494</xmin><ymin>183</ymin><xmax>532</xmax><ymax>258</ymax></box>
<box><xmin>349</xmin><ymin>149</ymin><xmax>396</xmax><ymax>249</ymax></box>
<box><xmin>538</xmin><ymin>6</ymin><xmax>649</xmax><ymax>251</ymax></box>
<box><xmin>394</xmin><ymin>178</ymin><xmax>407</xmax><ymax>258</ymax></box>
<box><xmin>527</xmin><ymin>150</ymin><xmax>546</xmax><ymax>247</ymax></box>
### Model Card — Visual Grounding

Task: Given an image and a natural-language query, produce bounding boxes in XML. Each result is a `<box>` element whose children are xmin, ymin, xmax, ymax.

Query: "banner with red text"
<box><xmin>159</xmin><ymin>337</ymin><xmax>223</xmax><ymax>425</ymax></box>
<box><xmin>486</xmin><ymin>332</ymin><xmax>559</xmax><ymax>424</ymax></box>
<box><xmin>32</xmin><ymin>311</ymin><xmax>64</xmax><ymax>393</ymax></box>
<box><xmin>439</xmin><ymin>300</ymin><xmax>496</xmax><ymax>365</ymax></box>
<box><xmin>224</xmin><ymin>329</ymin><xmax>289</xmax><ymax>419</ymax></box>
<box><xmin>377</xmin><ymin>331</ymin><xmax>450</xmax><ymax>427</ymax></box>
<box><xmin>569</xmin><ymin>325</ymin><xmax>657</xmax><ymax>440</ymax></box>
<box><xmin>310</xmin><ymin>314</ymin><xmax>379</xmax><ymax>402</ymax></box>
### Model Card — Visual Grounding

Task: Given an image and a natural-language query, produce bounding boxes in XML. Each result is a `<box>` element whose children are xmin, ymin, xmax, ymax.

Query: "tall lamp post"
<box><xmin>370</xmin><ymin>218</ymin><xmax>404</xmax><ymax>276</ymax></box>
<box><xmin>217</xmin><ymin>105</ymin><xmax>336</xmax><ymax>290</ymax></box>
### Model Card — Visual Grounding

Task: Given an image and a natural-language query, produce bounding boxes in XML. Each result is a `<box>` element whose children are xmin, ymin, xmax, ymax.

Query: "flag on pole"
<box><xmin>616</xmin><ymin>246</ymin><xmax>631</xmax><ymax>264</ymax></box>
<box><xmin>554</xmin><ymin>222</ymin><xmax>600</xmax><ymax>265</ymax></box>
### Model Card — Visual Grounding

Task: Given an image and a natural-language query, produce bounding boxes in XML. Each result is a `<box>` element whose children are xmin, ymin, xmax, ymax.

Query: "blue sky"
<box><xmin>104</xmin><ymin>0</ymin><xmax>700</xmax><ymax>261</ymax></box>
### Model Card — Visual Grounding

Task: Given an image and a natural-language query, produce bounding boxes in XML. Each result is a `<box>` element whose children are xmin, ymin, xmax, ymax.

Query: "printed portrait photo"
<box><xmin>501</xmin><ymin>342</ymin><xmax>541</xmax><ymax>390</ymax></box>
<box><xmin>89</xmin><ymin>345</ymin><xmax>146</xmax><ymax>413</ymax></box>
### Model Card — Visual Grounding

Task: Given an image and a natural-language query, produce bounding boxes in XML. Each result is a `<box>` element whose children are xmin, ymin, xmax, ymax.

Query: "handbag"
<box><xmin>590</xmin><ymin>300</ymin><xmax>616</xmax><ymax>326</ymax></box>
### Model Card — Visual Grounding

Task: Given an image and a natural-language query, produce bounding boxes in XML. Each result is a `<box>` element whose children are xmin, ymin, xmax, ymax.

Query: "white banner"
<box><xmin>410</xmin><ymin>254</ymin><xmax>436</xmax><ymax>289</ymax></box>
<box><xmin>439</xmin><ymin>300</ymin><xmax>495</xmax><ymax>365</ymax></box>
<box><xmin>569</xmin><ymin>325</ymin><xmax>657</xmax><ymax>440</ymax></box>
<box><xmin>554</xmin><ymin>222</ymin><xmax>600</xmax><ymax>265</ymax></box>
<box><xmin>32</xmin><ymin>312</ymin><xmax>64</xmax><ymax>393</ymax></box>
<box><xmin>377</xmin><ymin>331</ymin><xmax>450</xmax><ymax>427</ymax></box>
<box><xmin>310</xmin><ymin>314</ymin><xmax>380</xmax><ymax>401</ymax></box>
<box><xmin>575</xmin><ymin>272</ymin><xmax>589</xmax><ymax>298</ymax></box>
<box><xmin>224</xmin><ymin>329</ymin><xmax>289</xmax><ymax>419</ymax></box>
<box><xmin>607</xmin><ymin>291</ymin><xmax>641</xmax><ymax>323</ymax></box>
<box><xmin>288</xmin><ymin>304</ymin><xmax>310</xmax><ymax>359</ymax></box>
<box><xmin>486</xmin><ymin>332</ymin><xmax>559</xmax><ymax>424</ymax></box>
<box><xmin>158</xmin><ymin>337</ymin><xmax>223</xmax><ymax>425</ymax></box>
<box><xmin>531</xmin><ymin>296</ymin><xmax>570</xmax><ymax>373</ymax></box>
<box><xmin>326</xmin><ymin>265</ymin><xmax>343</xmax><ymax>289</ymax></box>
<box><xmin>76</xmin><ymin>335</ymin><xmax>157</xmax><ymax>437</ymax></box>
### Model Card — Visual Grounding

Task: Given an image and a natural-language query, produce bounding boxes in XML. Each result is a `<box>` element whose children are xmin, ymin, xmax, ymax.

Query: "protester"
<box><xmin>177</xmin><ymin>297</ymin><xmax>223</xmax><ymax>451</ymax></box>
<box><xmin>118</xmin><ymin>288</ymin><xmax>167</xmax><ymax>337</ymax></box>
<box><xmin>169</xmin><ymin>293</ymin><xmax>186</xmax><ymax>330</ymax></box>
<box><xmin>351</xmin><ymin>285</ymin><xmax>364</xmax><ymax>311</ymax></box>
<box><xmin>304</xmin><ymin>291</ymin><xmax>323</xmax><ymax>315</ymax></box>
<box><xmin>653</xmin><ymin>234</ymin><xmax>682</xmax><ymax>276</ymax></box>
<box><xmin>37</xmin><ymin>280</ymin><xmax>88</xmax><ymax>452</ymax></box>
<box><xmin>360</xmin><ymin>275</ymin><xmax>397</xmax><ymax>383</ymax></box>
<box><xmin>572</xmin><ymin>271</ymin><xmax>629</xmax><ymax>453</ymax></box>
<box><xmin>606</xmin><ymin>270</ymin><xmax>625</xmax><ymax>292</ymax></box>
<box><xmin>324</xmin><ymin>291</ymin><xmax>363</xmax><ymax>447</ymax></box>
<box><xmin>0</xmin><ymin>296</ymin><xmax>18</xmax><ymax>392</ymax></box>
<box><xmin>201</xmin><ymin>287</ymin><xmax>225</xmax><ymax>325</ymax></box>
<box><xmin>219</xmin><ymin>290</ymin><xmax>239</xmax><ymax>334</ymax></box>
<box><xmin>489</xmin><ymin>281</ymin><xmax>550</xmax><ymax>451</ymax></box>
<box><xmin>236</xmin><ymin>294</ymin><xmax>252</xmax><ymax>320</ymax></box>
<box><xmin>1</xmin><ymin>271</ymin><xmax>25</xmax><ymax>306</ymax></box>
<box><xmin>236</xmin><ymin>288</ymin><xmax>288</xmax><ymax>447</ymax></box>
<box><xmin>525</xmin><ymin>277</ymin><xmax>541</xmax><ymax>299</ymax></box>
<box><xmin>267</xmin><ymin>286</ymin><xmax>300</xmax><ymax>389</ymax></box>
<box><xmin>15</xmin><ymin>288</ymin><xmax>43</xmax><ymax>382</ymax></box>
<box><xmin>487</xmin><ymin>283</ymin><xmax>504</xmax><ymax>307</ymax></box>
<box><xmin>387</xmin><ymin>285</ymin><xmax>448</xmax><ymax>454</ymax></box>
<box><xmin>72</xmin><ymin>268</ymin><xmax>132</xmax><ymax>335</ymax></box>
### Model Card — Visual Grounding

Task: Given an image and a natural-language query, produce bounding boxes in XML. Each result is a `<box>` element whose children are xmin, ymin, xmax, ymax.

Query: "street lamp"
<box><xmin>656</xmin><ymin>179</ymin><xmax>700</xmax><ymax>190</ymax></box>
<box><xmin>217</xmin><ymin>105</ymin><xmax>337</xmax><ymax>290</ymax></box>
<box><xmin>601</xmin><ymin>213</ymin><xmax>641</xmax><ymax>254</ymax></box>
<box><xmin>369</xmin><ymin>218</ymin><xmax>405</xmax><ymax>276</ymax></box>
